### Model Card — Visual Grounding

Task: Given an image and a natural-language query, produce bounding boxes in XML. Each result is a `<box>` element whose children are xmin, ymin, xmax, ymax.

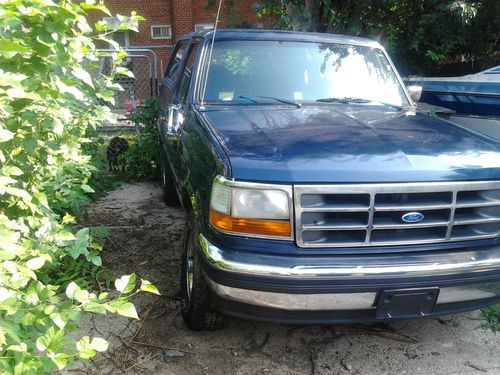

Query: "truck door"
<box><xmin>158</xmin><ymin>40</ymin><xmax>189</xmax><ymax>168</ymax></box>
<box><xmin>166</xmin><ymin>41</ymin><xmax>200</xmax><ymax>183</ymax></box>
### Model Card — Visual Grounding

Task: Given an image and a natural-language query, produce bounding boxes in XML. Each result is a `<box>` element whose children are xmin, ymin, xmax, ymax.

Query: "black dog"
<box><xmin>107</xmin><ymin>136</ymin><xmax>129</xmax><ymax>172</ymax></box>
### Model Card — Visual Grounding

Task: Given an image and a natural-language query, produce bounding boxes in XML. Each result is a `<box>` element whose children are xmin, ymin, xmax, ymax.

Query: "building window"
<box><xmin>103</xmin><ymin>16</ymin><xmax>136</xmax><ymax>49</ymax></box>
<box><xmin>151</xmin><ymin>25</ymin><xmax>172</xmax><ymax>40</ymax></box>
<box><xmin>195</xmin><ymin>23</ymin><xmax>214</xmax><ymax>32</ymax></box>
<box><xmin>112</xmin><ymin>31</ymin><xmax>130</xmax><ymax>48</ymax></box>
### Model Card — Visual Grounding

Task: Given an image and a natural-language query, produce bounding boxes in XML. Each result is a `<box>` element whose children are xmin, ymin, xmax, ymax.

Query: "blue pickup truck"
<box><xmin>157</xmin><ymin>29</ymin><xmax>500</xmax><ymax>330</ymax></box>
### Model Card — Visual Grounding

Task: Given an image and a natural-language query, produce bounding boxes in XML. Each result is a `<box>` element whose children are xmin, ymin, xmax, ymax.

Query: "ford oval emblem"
<box><xmin>402</xmin><ymin>212</ymin><xmax>425</xmax><ymax>223</ymax></box>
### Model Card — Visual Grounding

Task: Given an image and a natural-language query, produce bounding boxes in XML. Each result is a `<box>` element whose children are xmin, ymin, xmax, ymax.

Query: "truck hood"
<box><xmin>201</xmin><ymin>105</ymin><xmax>500</xmax><ymax>183</ymax></box>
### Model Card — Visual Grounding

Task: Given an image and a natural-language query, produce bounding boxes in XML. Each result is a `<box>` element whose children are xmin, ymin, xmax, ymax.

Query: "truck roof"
<box><xmin>181</xmin><ymin>29</ymin><xmax>382</xmax><ymax>48</ymax></box>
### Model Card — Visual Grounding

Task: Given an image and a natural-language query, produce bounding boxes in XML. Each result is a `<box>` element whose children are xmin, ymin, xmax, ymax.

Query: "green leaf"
<box><xmin>140</xmin><ymin>279</ymin><xmax>160</xmax><ymax>295</ymax></box>
<box><xmin>0</xmin><ymin>128</ymin><xmax>15</xmax><ymax>143</ymax></box>
<box><xmin>114</xmin><ymin>302</ymin><xmax>139</xmax><ymax>319</ymax></box>
<box><xmin>50</xmin><ymin>353</ymin><xmax>68</xmax><ymax>370</ymax></box>
<box><xmin>54</xmin><ymin>231</ymin><xmax>76</xmax><ymax>242</ymax></box>
<box><xmin>115</xmin><ymin>273</ymin><xmax>136</xmax><ymax>294</ymax></box>
<box><xmin>0</xmin><ymin>176</ymin><xmax>17</xmax><ymax>187</ymax></box>
<box><xmin>72</xmin><ymin>67</ymin><xmax>94</xmax><ymax>88</ymax></box>
<box><xmin>90</xmin><ymin>337</ymin><xmax>109</xmax><ymax>352</ymax></box>
<box><xmin>62</xmin><ymin>214</ymin><xmax>75</xmax><ymax>224</ymax></box>
<box><xmin>7</xmin><ymin>343</ymin><xmax>27</xmax><ymax>352</ymax></box>
<box><xmin>66</xmin><ymin>282</ymin><xmax>80</xmax><ymax>299</ymax></box>
<box><xmin>90</xmin><ymin>255</ymin><xmax>102</xmax><ymax>266</ymax></box>
<box><xmin>76</xmin><ymin>336</ymin><xmax>96</xmax><ymax>359</ymax></box>
<box><xmin>116</xmin><ymin>67</ymin><xmax>135</xmax><ymax>78</ymax></box>
<box><xmin>4</xmin><ymin>187</ymin><xmax>30</xmax><ymax>199</ymax></box>
<box><xmin>0</xmin><ymin>321</ymin><xmax>21</xmax><ymax>344</ymax></box>
<box><xmin>81</xmin><ymin>184</ymin><xmax>95</xmax><ymax>193</ymax></box>
<box><xmin>26</xmin><ymin>256</ymin><xmax>46</xmax><ymax>270</ymax></box>
<box><xmin>0</xmin><ymin>327</ymin><xmax>6</xmax><ymax>346</ymax></box>
<box><xmin>2</xmin><ymin>166</ymin><xmax>23</xmax><ymax>176</ymax></box>
<box><xmin>50</xmin><ymin>313</ymin><xmax>66</xmax><ymax>329</ymax></box>
<box><xmin>0</xmin><ymin>40</ymin><xmax>29</xmax><ymax>57</ymax></box>
<box><xmin>36</xmin><ymin>336</ymin><xmax>48</xmax><ymax>352</ymax></box>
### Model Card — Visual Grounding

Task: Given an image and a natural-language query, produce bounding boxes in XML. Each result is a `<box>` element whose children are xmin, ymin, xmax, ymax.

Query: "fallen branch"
<box><xmin>129</xmin><ymin>340</ymin><xmax>195</xmax><ymax>354</ymax></box>
<box><xmin>124</xmin><ymin>353</ymin><xmax>160</xmax><ymax>372</ymax></box>
<box><xmin>465</xmin><ymin>361</ymin><xmax>488</xmax><ymax>373</ymax></box>
<box><xmin>353</xmin><ymin>325</ymin><xmax>417</xmax><ymax>344</ymax></box>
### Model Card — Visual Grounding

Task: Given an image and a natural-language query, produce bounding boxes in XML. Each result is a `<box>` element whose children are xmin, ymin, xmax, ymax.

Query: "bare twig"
<box><xmin>465</xmin><ymin>361</ymin><xmax>488</xmax><ymax>373</ymax></box>
<box><xmin>90</xmin><ymin>315</ymin><xmax>105</xmax><ymax>337</ymax></box>
<box><xmin>129</xmin><ymin>340</ymin><xmax>195</xmax><ymax>353</ymax></box>
<box><xmin>309</xmin><ymin>349</ymin><xmax>316</xmax><ymax>375</ymax></box>
<box><xmin>256</xmin><ymin>332</ymin><xmax>270</xmax><ymax>349</ymax></box>
<box><xmin>118</xmin><ymin>334</ymin><xmax>140</xmax><ymax>354</ymax></box>
<box><xmin>101</xmin><ymin>353</ymin><xmax>126</xmax><ymax>373</ymax></box>
<box><xmin>67</xmin><ymin>369</ymin><xmax>91</xmax><ymax>374</ymax></box>
<box><xmin>128</xmin><ymin>302</ymin><xmax>154</xmax><ymax>342</ymax></box>
<box><xmin>124</xmin><ymin>353</ymin><xmax>160</xmax><ymax>372</ymax></box>
<box><xmin>354</xmin><ymin>325</ymin><xmax>417</xmax><ymax>344</ymax></box>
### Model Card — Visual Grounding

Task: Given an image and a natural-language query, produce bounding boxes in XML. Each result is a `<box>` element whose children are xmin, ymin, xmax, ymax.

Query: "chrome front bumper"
<box><xmin>206</xmin><ymin>278</ymin><xmax>499</xmax><ymax>311</ymax></box>
<box><xmin>199</xmin><ymin>234</ymin><xmax>500</xmax><ymax>311</ymax></box>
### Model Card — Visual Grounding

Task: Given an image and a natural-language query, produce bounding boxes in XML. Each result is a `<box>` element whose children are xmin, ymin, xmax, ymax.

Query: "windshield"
<box><xmin>201</xmin><ymin>40</ymin><xmax>409</xmax><ymax>107</ymax></box>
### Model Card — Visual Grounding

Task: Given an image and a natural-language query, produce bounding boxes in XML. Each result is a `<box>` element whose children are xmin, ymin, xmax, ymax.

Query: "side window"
<box><xmin>177</xmin><ymin>43</ymin><xmax>199</xmax><ymax>103</ymax></box>
<box><xmin>165</xmin><ymin>41</ymin><xmax>189</xmax><ymax>82</ymax></box>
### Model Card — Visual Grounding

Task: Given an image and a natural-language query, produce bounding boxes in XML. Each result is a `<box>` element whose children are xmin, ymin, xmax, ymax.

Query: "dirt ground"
<box><xmin>71</xmin><ymin>182</ymin><xmax>499</xmax><ymax>375</ymax></box>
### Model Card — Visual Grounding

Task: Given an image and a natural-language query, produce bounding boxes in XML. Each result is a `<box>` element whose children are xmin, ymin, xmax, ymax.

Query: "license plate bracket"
<box><xmin>376</xmin><ymin>288</ymin><xmax>439</xmax><ymax>319</ymax></box>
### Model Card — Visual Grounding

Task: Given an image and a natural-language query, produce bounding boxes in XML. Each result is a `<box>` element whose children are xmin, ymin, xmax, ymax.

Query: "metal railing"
<box><xmin>90</xmin><ymin>48</ymin><xmax>165</xmax><ymax>109</ymax></box>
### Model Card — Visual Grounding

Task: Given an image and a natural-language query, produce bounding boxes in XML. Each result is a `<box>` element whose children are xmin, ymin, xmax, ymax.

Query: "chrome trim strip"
<box><xmin>294</xmin><ymin>180</ymin><xmax>500</xmax><ymax>248</ymax></box>
<box><xmin>446</xmin><ymin>191</ymin><xmax>457</xmax><ymax>240</ymax></box>
<box><xmin>206</xmin><ymin>277</ymin><xmax>500</xmax><ymax>310</ymax></box>
<box><xmin>375</xmin><ymin>204</ymin><xmax>452</xmax><ymax>211</ymax></box>
<box><xmin>198</xmin><ymin>234</ymin><xmax>500</xmax><ymax>278</ymax></box>
<box><xmin>372</xmin><ymin>221</ymin><xmax>449</xmax><ymax>230</ymax></box>
<box><xmin>437</xmin><ymin>284</ymin><xmax>500</xmax><ymax>304</ymax></box>
<box><xmin>206</xmin><ymin>278</ymin><xmax>376</xmax><ymax>310</ymax></box>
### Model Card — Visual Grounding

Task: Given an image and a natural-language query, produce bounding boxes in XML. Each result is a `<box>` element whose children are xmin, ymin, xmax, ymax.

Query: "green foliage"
<box><xmin>482</xmin><ymin>303</ymin><xmax>500</xmax><ymax>331</ymax></box>
<box><xmin>82</xmin><ymin>132</ymin><xmax>123</xmax><ymax>197</ymax></box>
<box><xmin>124</xmin><ymin>97</ymin><xmax>161</xmax><ymax>180</ymax></box>
<box><xmin>254</xmin><ymin>0</ymin><xmax>499</xmax><ymax>75</ymax></box>
<box><xmin>206</xmin><ymin>0</ymin><xmax>252</xmax><ymax>28</ymax></box>
<box><xmin>0</xmin><ymin>1</ymin><xmax>158</xmax><ymax>373</ymax></box>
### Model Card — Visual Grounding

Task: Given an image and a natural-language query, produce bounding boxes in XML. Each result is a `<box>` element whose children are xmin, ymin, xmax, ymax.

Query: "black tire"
<box><xmin>180</xmin><ymin>220</ymin><xmax>225</xmax><ymax>331</ymax></box>
<box><xmin>159</xmin><ymin>150</ymin><xmax>180</xmax><ymax>206</ymax></box>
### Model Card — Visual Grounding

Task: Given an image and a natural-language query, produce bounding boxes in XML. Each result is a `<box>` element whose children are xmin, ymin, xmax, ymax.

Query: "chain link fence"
<box><xmin>90</xmin><ymin>48</ymin><xmax>160</xmax><ymax>110</ymax></box>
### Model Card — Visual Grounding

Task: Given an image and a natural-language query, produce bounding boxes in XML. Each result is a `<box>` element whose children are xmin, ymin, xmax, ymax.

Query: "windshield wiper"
<box><xmin>316</xmin><ymin>97</ymin><xmax>404</xmax><ymax>110</ymax></box>
<box><xmin>238</xmin><ymin>95</ymin><xmax>301</xmax><ymax>108</ymax></box>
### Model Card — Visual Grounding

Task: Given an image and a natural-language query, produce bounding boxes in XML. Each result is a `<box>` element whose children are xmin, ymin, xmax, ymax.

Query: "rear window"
<box><xmin>165</xmin><ymin>40</ymin><xmax>189</xmax><ymax>81</ymax></box>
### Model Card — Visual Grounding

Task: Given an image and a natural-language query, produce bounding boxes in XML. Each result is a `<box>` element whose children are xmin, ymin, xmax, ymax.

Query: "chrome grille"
<box><xmin>294</xmin><ymin>181</ymin><xmax>500</xmax><ymax>248</ymax></box>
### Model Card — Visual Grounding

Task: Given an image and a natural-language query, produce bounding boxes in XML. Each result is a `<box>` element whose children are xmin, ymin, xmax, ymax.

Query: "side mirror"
<box><xmin>407</xmin><ymin>85</ymin><xmax>422</xmax><ymax>102</ymax></box>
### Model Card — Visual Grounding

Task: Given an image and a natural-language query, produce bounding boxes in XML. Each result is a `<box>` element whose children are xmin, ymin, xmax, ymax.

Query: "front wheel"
<box><xmin>180</xmin><ymin>220</ymin><xmax>225</xmax><ymax>331</ymax></box>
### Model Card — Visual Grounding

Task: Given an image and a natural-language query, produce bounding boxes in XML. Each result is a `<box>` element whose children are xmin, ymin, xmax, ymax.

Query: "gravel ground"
<box><xmin>70</xmin><ymin>182</ymin><xmax>499</xmax><ymax>375</ymax></box>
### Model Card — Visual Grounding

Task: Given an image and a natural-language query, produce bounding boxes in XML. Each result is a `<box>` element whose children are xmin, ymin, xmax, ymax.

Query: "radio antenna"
<box><xmin>201</xmin><ymin>0</ymin><xmax>223</xmax><ymax>107</ymax></box>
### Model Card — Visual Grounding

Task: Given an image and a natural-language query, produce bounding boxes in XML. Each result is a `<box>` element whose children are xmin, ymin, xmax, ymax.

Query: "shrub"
<box><xmin>483</xmin><ymin>304</ymin><xmax>500</xmax><ymax>331</ymax></box>
<box><xmin>124</xmin><ymin>96</ymin><xmax>161</xmax><ymax>180</ymax></box>
<box><xmin>0</xmin><ymin>1</ymin><xmax>158</xmax><ymax>373</ymax></box>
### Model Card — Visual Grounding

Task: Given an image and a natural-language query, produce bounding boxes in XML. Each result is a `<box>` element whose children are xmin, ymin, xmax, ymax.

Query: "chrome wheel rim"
<box><xmin>185</xmin><ymin>239</ymin><xmax>194</xmax><ymax>302</ymax></box>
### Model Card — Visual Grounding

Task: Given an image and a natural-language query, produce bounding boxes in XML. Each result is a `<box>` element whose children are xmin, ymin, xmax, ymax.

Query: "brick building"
<box><xmin>91</xmin><ymin>0</ymin><xmax>262</xmax><ymax>71</ymax></box>
<box><xmin>86</xmin><ymin>1</ymin><xmax>269</xmax><ymax>107</ymax></box>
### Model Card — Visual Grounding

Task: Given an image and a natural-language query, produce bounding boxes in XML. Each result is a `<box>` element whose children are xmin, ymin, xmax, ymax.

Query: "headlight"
<box><xmin>209</xmin><ymin>176</ymin><xmax>292</xmax><ymax>239</ymax></box>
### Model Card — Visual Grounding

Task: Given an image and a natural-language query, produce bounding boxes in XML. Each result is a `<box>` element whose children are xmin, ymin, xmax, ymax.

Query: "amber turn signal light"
<box><xmin>210</xmin><ymin>208</ymin><xmax>291</xmax><ymax>238</ymax></box>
